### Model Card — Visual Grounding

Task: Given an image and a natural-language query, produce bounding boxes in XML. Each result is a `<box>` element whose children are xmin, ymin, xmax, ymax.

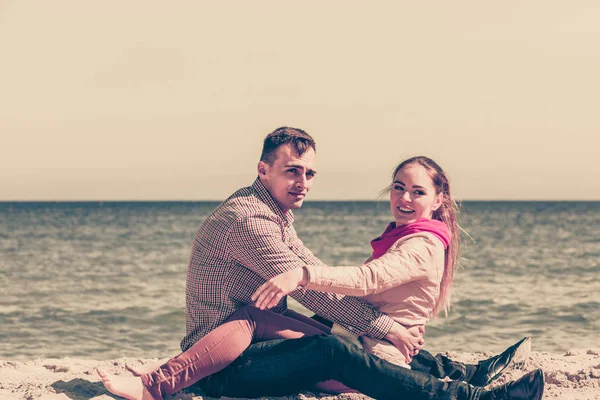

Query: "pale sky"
<box><xmin>1</xmin><ymin>1</ymin><xmax>599</xmax><ymax>201</ymax></box>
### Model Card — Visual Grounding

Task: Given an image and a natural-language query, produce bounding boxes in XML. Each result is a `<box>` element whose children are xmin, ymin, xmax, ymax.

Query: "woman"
<box><xmin>253</xmin><ymin>155</ymin><xmax>458</xmax><ymax>367</ymax></box>
<box><xmin>98</xmin><ymin>156</ymin><xmax>542</xmax><ymax>400</ymax></box>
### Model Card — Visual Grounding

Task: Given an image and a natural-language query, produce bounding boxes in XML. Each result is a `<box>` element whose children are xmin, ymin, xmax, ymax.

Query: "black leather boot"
<box><xmin>470</xmin><ymin>337</ymin><xmax>532</xmax><ymax>386</ymax></box>
<box><xmin>480</xmin><ymin>369</ymin><xmax>544</xmax><ymax>400</ymax></box>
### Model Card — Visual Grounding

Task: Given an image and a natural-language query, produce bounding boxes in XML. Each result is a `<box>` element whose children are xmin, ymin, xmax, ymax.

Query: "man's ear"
<box><xmin>257</xmin><ymin>161</ymin><xmax>269</xmax><ymax>177</ymax></box>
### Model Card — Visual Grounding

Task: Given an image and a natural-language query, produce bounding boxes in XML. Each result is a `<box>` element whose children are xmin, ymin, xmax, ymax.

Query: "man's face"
<box><xmin>258</xmin><ymin>144</ymin><xmax>317</xmax><ymax>213</ymax></box>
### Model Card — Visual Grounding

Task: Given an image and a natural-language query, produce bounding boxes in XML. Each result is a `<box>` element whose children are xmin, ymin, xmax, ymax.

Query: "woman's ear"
<box><xmin>432</xmin><ymin>194</ymin><xmax>443</xmax><ymax>211</ymax></box>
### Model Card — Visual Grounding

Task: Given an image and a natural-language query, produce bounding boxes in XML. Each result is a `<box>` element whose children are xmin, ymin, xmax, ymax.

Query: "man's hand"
<box><xmin>251</xmin><ymin>267</ymin><xmax>308</xmax><ymax>310</ymax></box>
<box><xmin>384</xmin><ymin>323</ymin><xmax>425</xmax><ymax>364</ymax></box>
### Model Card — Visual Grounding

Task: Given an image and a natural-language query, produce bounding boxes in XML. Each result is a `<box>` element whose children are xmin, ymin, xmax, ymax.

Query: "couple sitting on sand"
<box><xmin>99</xmin><ymin>127</ymin><xmax>544</xmax><ymax>400</ymax></box>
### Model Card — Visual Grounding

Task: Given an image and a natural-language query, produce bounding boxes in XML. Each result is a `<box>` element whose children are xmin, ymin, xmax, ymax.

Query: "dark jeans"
<box><xmin>411</xmin><ymin>347</ymin><xmax>477</xmax><ymax>381</ymax></box>
<box><xmin>310</xmin><ymin>313</ymin><xmax>476</xmax><ymax>382</ymax></box>
<box><xmin>196</xmin><ymin>335</ymin><xmax>484</xmax><ymax>400</ymax></box>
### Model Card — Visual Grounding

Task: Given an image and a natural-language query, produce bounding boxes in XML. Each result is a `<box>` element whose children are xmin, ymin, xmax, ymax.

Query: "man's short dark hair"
<box><xmin>260</xmin><ymin>127</ymin><xmax>317</xmax><ymax>165</ymax></box>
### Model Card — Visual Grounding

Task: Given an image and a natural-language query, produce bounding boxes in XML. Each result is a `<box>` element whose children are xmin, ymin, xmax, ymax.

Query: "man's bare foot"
<box><xmin>97</xmin><ymin>368</ymin><xmax>154</xmax><ymax>400</ymax></box>
<box><xmin>125</xmin><ymin>362</ymin><xmax>161</xmax><ymax>377</ymax></box>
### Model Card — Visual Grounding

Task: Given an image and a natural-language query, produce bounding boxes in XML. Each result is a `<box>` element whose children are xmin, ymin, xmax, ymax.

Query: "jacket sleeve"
<box><xmin>304</xmin><ymin>234</ymin><xmax>441</xmax><ymax>297</ymax></box>
<box><xmin>228</xmin><ymin>214</ymin><xmax>394</xmax><ymax>339</ymax></box>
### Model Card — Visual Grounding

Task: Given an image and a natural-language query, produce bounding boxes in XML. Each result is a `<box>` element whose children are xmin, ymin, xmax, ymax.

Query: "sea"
<box><xmin>1</xmin><ymin>201</ymin><xmax>598</xmax><ymax>361</ymax></box>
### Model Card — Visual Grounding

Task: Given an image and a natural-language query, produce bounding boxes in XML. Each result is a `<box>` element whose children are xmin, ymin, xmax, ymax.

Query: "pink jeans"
<box><xmin>141</xmin><ymin>306</ymin><xmax>353</xmax><ymax>399</ymax></box>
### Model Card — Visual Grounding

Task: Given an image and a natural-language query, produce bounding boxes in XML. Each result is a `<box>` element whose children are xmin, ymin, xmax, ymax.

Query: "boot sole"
<box><xmin>532</xmin><ymin>368</ymin><xmax>545</xmax><ymax>400</ymax></box>
<box><xmin>486</xmin><ymin>336</ymin><xmax>532</xmax><ymax>384</ymax></box>
<box><xmin>511</xmin><ymin>336</ymin><xmax>532</xmax><ymax>370</ymax></box>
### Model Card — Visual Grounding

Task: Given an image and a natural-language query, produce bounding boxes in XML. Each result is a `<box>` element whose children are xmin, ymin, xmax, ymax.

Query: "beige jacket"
<box><xmin>304</xmin><ymin>232</ymin><xmax>446</xmax><ymax>366</ymax></box>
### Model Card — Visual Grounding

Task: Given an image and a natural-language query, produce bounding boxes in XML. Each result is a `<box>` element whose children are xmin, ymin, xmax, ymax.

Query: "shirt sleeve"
<box><xmin>304</xmin><ymin>235</ymin><xmax>440</xmax><ymax>297</ymax></box>
<box><xmin>228</xmin><ymin>214</ymin><xmax>395</xmax><ymax>339</ymax></box>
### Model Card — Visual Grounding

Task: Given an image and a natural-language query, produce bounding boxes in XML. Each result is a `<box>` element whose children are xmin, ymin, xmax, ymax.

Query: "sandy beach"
<box><xmin>1</xmin><ymin>349</ymin><xmax>599</xmax><ymax>400</ymax></box>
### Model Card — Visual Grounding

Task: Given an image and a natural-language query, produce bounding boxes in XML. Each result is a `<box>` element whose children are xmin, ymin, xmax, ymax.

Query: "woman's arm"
<box><xmin>304</xmin><ymin>234</ymin><xmax>439</xmax><ymax>297</ymax></box>
<box><xmin>252</xmin><ymin>234</ymin><xmax>442</xmax><ymax>307</ymax></box>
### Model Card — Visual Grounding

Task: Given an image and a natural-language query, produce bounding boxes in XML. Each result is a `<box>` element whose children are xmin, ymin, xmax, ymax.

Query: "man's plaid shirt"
<box><xmin>181</xmin><ymin>178</ymin><xmax>394</xmax><ymax>351</ymax></box>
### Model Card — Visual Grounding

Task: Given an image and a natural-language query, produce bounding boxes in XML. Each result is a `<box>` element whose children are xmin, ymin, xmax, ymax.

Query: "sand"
<box><xmin>1</xmin><ymin>349</ymin><xmax>599</xmax><ymax>400</ymax></box>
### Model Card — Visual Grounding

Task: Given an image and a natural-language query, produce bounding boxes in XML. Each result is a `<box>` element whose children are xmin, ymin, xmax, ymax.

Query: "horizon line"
<box><xmin>1</xmin><ymin>199</ymin><xmax>599</xmax><ymax>203</ymax></box>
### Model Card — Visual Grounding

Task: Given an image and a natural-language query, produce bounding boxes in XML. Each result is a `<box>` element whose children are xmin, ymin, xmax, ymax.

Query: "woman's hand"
<box><xmin>384</xmin><ymin>323</ymin><xmax>425</xmax><ymax>364</ymax></box>
<box><xmin>251</xmin><ymin>267</ymin><xmax>308</xmax><ymax>310</ymax></box>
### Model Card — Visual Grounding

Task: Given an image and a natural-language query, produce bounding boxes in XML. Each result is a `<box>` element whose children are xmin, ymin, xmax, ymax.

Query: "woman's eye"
<box><xmin>414</xmin><ymin>191</ymin><xmax>425</xmax><ymax>195</ymax></box>
<box><xmin>393</xmin><ymin>185</ymin><xmax>404</xmax><ymax>191</ymax></box>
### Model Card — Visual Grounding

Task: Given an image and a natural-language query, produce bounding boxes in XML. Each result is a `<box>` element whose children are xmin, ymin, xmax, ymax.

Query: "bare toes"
<box><xmin>126</xmin><ymin>362</ymin><xmax>160</xmax><ymax>376</ymax></box>
<box><xmin>96</xmin><ymin>368</ymin><xmax>109</xmax><ymax>381</ymax></box>
<box><xmin>125</xmin><ymin>364</ymin><xmax>144</xmax><ymax>376</ymax></box>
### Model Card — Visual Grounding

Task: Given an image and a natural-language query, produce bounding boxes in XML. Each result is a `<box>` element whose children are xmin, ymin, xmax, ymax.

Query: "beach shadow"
<box><xmin>51</xmin><ymin>378</ymin><xmax>119</xmax><ymax>400</ymax></box>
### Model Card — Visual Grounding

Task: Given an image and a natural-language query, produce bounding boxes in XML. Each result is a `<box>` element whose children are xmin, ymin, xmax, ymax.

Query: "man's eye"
<box><xmin>288</xmin><ymin>168</ymin><xmax>297</xmax><ymax>174</ymax></box>
<box><xmin>307</xmin><ymin>172</ymin><xmax>315</xmax><ymax>178</ymax></box>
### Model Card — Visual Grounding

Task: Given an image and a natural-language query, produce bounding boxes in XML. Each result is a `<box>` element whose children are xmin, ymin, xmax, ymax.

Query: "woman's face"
<box><xmin>389</xmin><ymin>163</ymin><xmax>442</xmax><ymax>226</ymax></box>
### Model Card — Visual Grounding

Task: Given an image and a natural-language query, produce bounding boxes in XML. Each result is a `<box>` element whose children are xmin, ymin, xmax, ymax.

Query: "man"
<box><xmin>182</xmin><ymin>126</ymin><xmax>419</xmax><ymax>355</ymax></box>
<box><xmin>181</xmin><ymin>127</ymin><xmax>537</xmax><ymax>396</ymax></box>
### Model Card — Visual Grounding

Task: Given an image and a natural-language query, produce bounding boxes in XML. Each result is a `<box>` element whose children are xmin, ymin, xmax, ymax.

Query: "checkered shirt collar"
<box><xmin>252</xmin><ymin>177</ymin><xmax>295</xmax><ymax>226</ymax></box>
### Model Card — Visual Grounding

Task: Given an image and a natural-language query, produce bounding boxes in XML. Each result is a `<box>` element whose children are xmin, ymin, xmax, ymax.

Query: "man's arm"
<box><xmin>228</xmin><ymin>214</ymin><xmax>394</xmax><ymax>339</ymax></box>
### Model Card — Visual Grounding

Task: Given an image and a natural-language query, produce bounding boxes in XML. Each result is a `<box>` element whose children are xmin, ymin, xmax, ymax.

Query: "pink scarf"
<box><xmin>370</xmin><ymin>219</ymin><xmax>451</xmax><ymax>260</ymax></box>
